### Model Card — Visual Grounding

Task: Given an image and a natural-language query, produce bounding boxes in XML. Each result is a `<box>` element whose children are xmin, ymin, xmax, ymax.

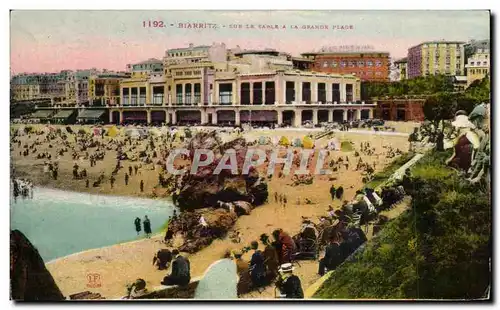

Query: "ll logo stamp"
<box><xmin>86</xmin><ymin>273</ymin><xmax>102</xmax><ymax>288</ymax></box>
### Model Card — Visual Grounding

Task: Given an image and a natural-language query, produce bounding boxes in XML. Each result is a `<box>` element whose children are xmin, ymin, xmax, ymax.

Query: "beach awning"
<box><xmin>52</xmin><ymin>110</ymin><xmax>76</xmax><ymax>119</ymax></box>
<box><xmin>77</xmin><ymin>109</ymin><xmax>105</xmax><ymax>120</ymax></box>
<box><xmin>30</xmin><ymin>110</ymin><xmax>54</xmax><ymax>119</ymax></box>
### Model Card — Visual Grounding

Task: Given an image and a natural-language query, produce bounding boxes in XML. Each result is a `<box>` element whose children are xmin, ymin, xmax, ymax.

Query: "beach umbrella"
<box><xmin>302</xmin><ymin>136</ymin><xmax>314</xmax><ymax>149</ymax></box>
<box><xmin>107</xmin><ymin>126</ymin><xmax>119</xmax><ymax>138</ymax></box>
<box><xmin>194</xmin><ymin>259</ymin><xmax>238</xmax><ymax>300</ymax></box>
<box><xmin>279</xmin><ymin>136</ymin><xmax>290</xmax><ymax>146</ymax></box>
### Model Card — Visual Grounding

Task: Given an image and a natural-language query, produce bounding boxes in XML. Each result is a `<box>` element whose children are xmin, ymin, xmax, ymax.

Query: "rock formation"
<box><xmin>10</xmin><ymin>230</ymin><xmax>65</xmax><ymax>301</ymax></box>
<box><xmin>174</xmin><ymin>131</ymin><xmax>268</xmax><ymax>211</ymax></box>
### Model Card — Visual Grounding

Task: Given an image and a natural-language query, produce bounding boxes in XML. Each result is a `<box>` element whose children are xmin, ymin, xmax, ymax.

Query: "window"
<box><xmin>470</xmin><ymin>61</ymin><xmax>475</xmax><ymax>66</ymax></box>
<box><xmin>194</xmin><ymin>83</ymin><xmax>201</xmax><ymax>104</ymax></box>
<box><xmin>375</xmin><ymin>72</ymin><xmax>382</xmax><ymax>76</ymax></box>
<box><xmin>253</xmin><ymin>82</ymin><xmax>262</xmax><ymax>104</ymax></box>
<box><xmin>367</xmin><ymin>61</ymin><xmax>373</xmax><ymax>67</ymax></box>
<box><xmin>323</xmin><ymin>61</ymin><xmax>328</xmax><ymax>68</ymax></box>
<box><xmin>241</xmin><ymin>82</ymin><xmax>251</xmax><ymax>105</ymax></box>
<box><xmin>348</xmin><ymin>61</ymin><xmax>355</xmax><ymax>68</ymax></box>
<box><xmin>175</xmin><ymin>71</ymin><xmax>183</xmax><ymax>76</ymax></box>
<box><xmin>302</xmin><ymin>82</ymin><xmax>311</xmax><ymax>103</ymax></box>
<box><xmin>346</xmin><ymin>84</ymin><xmax>353</xmax><ymax>102</ymax></box>
<box><xmin>185</xmin><ymin>84</ymin><xmax>192</xmax><ymax>104</ymax></box>
<box><xmin>185</xmin><ymin>71</ymin><xmax>192</xmax><ymax>75</ymax></box>
<box><xmin>331</xmin><ymin>61</ymin><xmax>338</xmax><ymax>68</ymax></box>
<box><xmin>340</xmin><ymin>61</ymin><xmax>347</xmax><ymax>67</ymax></box>
<box><xmin>123</xmin><ymin>88</ymin><xmax>130</xmax><ymax>105</ymax></box>
<box><xmin>285</xmin><ymin>81</ymin><xmax>295</xmax><ymax>103</ymax></box>
<box><xmin>218</xmin><ymin>83</ymin><xmax>233</xmax><ymax>105</ymax></box>
<box><xmin>265</xmin><ymin>81</ymin><xmax>275</xmax><ymax>104</ymax></box>
<box><xmin>176</xmin><ymin>84</ymin><xmax>182</xmax><ymax>104</ymax></box>
<box><xmin>358</xmin><ymin>61</ymin><xmax>364</xmax><ymax>67</ymax></box>
<box><xmin>332</xmin><ymin>83</ymin><xmax>340</xmax><ymax>103</ymax></box>
<box><xmin>375</xmin><ymin>60</ymin><xmax>382</xmax><ymax>67</ymax></box>
<box><xmin>318</xmin><ymin>83</ymin><xmax>326</xmax><ymax>103</ymax></box>
<box><xmin>483</xmin><ymin>61</ymin><xmax>487</xmax><ymax>66</ymax></box>
<box><xmin>152</xmin><ymin>86</ymin><xmax>164</xmax><ymax>105</ymax></box>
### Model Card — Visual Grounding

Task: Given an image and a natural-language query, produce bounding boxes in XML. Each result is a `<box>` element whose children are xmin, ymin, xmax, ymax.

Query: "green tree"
<box><xmin>422</xmin><ymin>92</ymin><xmax>457</xmax><ymax>151</ymax></box>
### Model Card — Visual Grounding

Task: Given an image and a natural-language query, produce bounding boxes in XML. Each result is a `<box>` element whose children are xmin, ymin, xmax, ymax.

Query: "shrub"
<box><xmin>315</xmin><ymin>151</ymin><xmax>491</xmax><ymax>299</ymax></box>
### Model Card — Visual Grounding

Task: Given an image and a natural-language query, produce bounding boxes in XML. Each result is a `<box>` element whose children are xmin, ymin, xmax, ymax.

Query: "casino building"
<box><xmin>109</xmin><ymin>43</ymin><xmax>375</xmax><ymax>126</ymax></box>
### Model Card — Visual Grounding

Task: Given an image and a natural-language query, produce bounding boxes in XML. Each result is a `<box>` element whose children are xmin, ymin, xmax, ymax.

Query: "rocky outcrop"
<box><xmin>10</xmin><ymin>230</ymin><xmax>65</xmax><ymax>301</ymax></box>
<box><xmin>174</xmin><ymin>132</ymin><xmax>268</xmax><ymax>211</ymax></box>
<box><xmin>166</xmin><ymin>208</ymin><xmax>238</xmax><ymax>254</ymax></box>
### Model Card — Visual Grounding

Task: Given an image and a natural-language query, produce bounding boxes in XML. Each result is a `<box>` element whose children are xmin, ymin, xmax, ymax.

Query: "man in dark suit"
<box><xmin>318</xmin><ymin>237</ymin><xmax>342</xmax><ymax>276</ymax></box>
<box><xmin>161</xmin><ymin>249</ymin><xmax>191</xmax><ymax>286</ymax></box>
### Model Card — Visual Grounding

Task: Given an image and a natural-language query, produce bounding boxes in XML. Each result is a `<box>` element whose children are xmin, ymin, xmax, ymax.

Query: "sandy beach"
<box><xmin>11</xmin><ymin>124</ymin><xmax>411</xmax><ymax>299</ymax></box>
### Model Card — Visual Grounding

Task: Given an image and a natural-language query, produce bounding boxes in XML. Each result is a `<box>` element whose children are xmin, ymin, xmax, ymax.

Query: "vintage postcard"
<box><xmin>9</xmin><ymin>10</ymin><xmax>491</xmax><ymax>301</ymax></box>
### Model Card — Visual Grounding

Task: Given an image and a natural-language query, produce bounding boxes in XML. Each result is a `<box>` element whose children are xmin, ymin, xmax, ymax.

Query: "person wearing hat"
<box><xmin>275</xmin><ymin>263</ymin><xmax>304</xmax><ymax>299</ymax></box>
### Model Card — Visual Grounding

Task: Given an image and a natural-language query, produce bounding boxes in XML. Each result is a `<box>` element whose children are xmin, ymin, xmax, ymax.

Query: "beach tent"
<box><xmin>149</xmin><ymin>127</ymin><xmax>162</xmax><ymax>137</ymax></box>
<box><xmin>194</xmin><ymin>259</ymin><xmax>238</xmax><ymax>299</ymax></box>
<box><xmin>302</xmin><ymin>136</ymin><xmax>314</xmax><ymax>149</ymax></box>
<box><xmin>326</xmin><ymin>137</ymin><xmax>341</xmax><ymax>151</ymax></box>
<box><xmin>125</xmin><ymin>128</ymin><xmax>141</xmax><ymax>138</ymax></box>
<box><xmin>160</xmin><ymin>126</ymin><xmax>170</xmax><ymax>136</ymax></box>
<box><xmin>93</xmin><ymin>127</ymin><xmax>101</xmax><ymax>137</ymax></box>
<box><xmin>292</xmin><ymin>137</ymin><xmax>303</xmax><ymax>147</ymax></box>
<box><xmin>258</xmin><ymin>136</ymin><xmax>269</xmax><ymax>145</ymax></box>
<box><xmin>173</xmin><ymin>131</ymin><xmax>185</xmax><ymax>142</ymax></box>
<box><xmin>107</xmin><ymin>125</ymin><xmax>119</xmax><ymax>138</ymax></box>
<box><xmin>279</xmin><ymin>136</ymin><xmax>290</xmax><ymax>147</ymax></box>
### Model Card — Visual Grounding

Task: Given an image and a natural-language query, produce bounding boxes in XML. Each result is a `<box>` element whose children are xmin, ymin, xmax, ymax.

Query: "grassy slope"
<box><xmin>314</xmin><ymin>150</ymin><xmax>491</xmax><ymax>299</ymax></box>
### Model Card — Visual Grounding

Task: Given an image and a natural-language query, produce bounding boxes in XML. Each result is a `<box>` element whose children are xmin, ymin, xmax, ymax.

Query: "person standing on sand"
<box><xmin>129</xmin><ymin>166</ymin><xmax>133</xmax><ymax>175</ymax></box>
<box><xmin>143</xmin><ymin>215</ymin><xmax>152</xmax><ymax>238</ymax></box>
<box><xmin>274</xmin><ymin>192</ymin><xmax>278</xmax><ymax>203</ymax></box>
<box><xmin>125</xmin><ymin>173</ymin><xmax>129</xmax><ymax>186</ymax></box>
<box><xmin>140</xmin><ymin>180</ymin><xmax>144</xmax><ymax>192</ymax></box>
<box><xmin>110</xmin><ymin>175</ymin><xmax>115</xmax><ymax>189</ymax></box>
<box><xmin>85</xmin><ymin>179</ymin><xmax>89</xmax><ymax>188</ymax></box>
<box><xmin>134</xmin><ymin>217</ymin><xmax>142</xmax><ymax>236</ymax></box>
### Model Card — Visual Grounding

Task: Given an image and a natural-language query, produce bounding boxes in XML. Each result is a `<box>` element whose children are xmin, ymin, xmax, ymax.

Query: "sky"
<box><xmin>10</xmin><ymin>10</ymin><xmax>490</xmax><ymax>74</ymax></box>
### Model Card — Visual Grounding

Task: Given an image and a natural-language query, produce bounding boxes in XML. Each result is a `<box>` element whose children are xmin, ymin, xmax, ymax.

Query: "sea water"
<box><xmin>10</xmin><ymin>187</ymin><xmax>176</xmax><ymax>262</ymax></box>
